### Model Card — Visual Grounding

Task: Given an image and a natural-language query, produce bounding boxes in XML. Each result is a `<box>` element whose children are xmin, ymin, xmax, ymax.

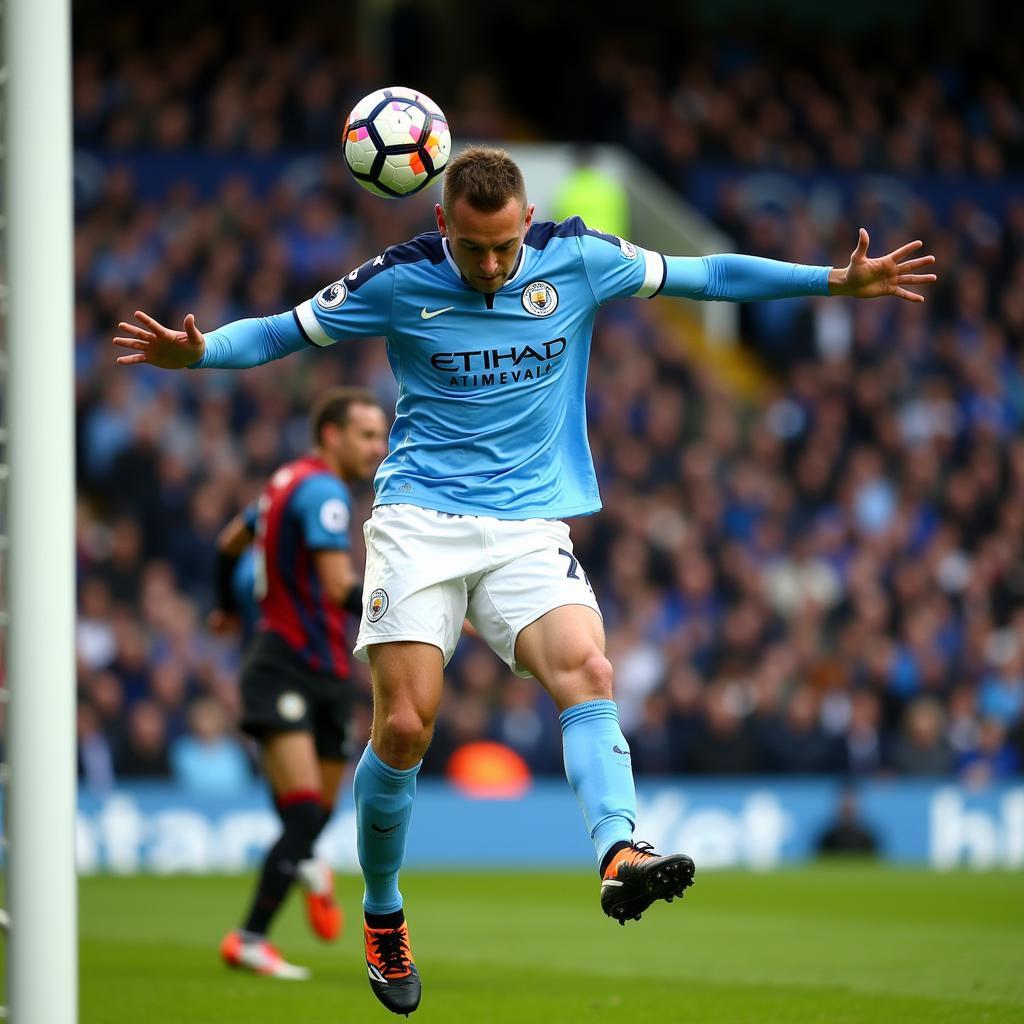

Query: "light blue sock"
<box><xmin>353</xmin><ymin>743</ymin><xmax>421</xmax><ymax>915</ymax></box>
<box><xmin>559</xmin><ymin>699</ymin><xmax>636</xmax><ymax>867</ymax></box>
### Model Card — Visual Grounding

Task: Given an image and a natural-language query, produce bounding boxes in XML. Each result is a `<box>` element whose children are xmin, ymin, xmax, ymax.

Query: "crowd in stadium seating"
<box><xmin>75</xmin><ymin>6</ymin><xmax>1023</xmax><ymax>174</ymax></box>
<box><xmin>72</xmin><ymin>10</ymin><xmax>1024</xmax><ymax>789</ymax></box>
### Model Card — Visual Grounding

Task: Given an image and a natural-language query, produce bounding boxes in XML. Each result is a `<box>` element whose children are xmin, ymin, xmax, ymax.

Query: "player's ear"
<box><xmin>319</xmin><ymin>421</ymin><xmax>341</xmax><ymax>449</ymax></box>
<box><xmin>523</xmin><ymin>203</ymin><xmax>535</xmax><ymax>232</ymax></box>
<box><xmin>435</xmin><ymin>204</ymin><xmax>447</xmax><ymax>237</ymax></box>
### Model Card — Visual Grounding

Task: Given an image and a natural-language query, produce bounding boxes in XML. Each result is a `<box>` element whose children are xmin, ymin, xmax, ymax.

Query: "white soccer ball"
<box><xmin>342</xmin><ymin>86</ymin><xmax>452</xmax><ymax>198</ymax></box>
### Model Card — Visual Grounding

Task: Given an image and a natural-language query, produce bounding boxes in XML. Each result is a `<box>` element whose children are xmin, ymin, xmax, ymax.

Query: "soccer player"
<box><xmin>114</xmin><ymin>146</ymin><xmax>936</xmax><ymax>1015</ymax></box>
<box><xmin>212</xmin><ymin>387</ymin><xmax>387</xmax><ymax>979</ymax></box>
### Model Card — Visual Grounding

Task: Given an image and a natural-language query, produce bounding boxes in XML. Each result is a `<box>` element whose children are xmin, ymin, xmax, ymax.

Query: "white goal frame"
<box><xmin>2</xmin><ymin>0</ymin><xmax>77</xmax><ymax>1020</ymax></box>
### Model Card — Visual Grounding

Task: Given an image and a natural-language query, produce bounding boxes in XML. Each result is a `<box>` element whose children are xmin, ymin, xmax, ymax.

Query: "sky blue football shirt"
<box><xmin>292</xmin><ymin>220</ymin><xmax>666</xmax><ymax>519</ymax></box>
<box><xmin>198</xmin><ymin>217</ymin><xmax>830</xmax><ymax>520</ymax></box>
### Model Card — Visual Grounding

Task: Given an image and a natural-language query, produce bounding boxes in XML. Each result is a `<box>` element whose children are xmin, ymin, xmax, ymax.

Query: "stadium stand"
<box><xmin>73</xmin><ymin>7</ymin><xmax>1024</xmax><ymax>786</ymax></box>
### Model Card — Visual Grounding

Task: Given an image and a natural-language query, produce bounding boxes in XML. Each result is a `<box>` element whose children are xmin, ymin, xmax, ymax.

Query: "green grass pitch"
<box><xmin>22</xmin><ymin>865</ymin><xmax>1024</xmax><ymax>1022</ymax></box>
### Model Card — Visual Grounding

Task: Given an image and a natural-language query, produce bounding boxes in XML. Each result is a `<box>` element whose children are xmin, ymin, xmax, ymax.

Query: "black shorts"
<box><xmin>239</xmin><ymin>630</ymin><xmax>354</xmax><ymax>760</ymax></box>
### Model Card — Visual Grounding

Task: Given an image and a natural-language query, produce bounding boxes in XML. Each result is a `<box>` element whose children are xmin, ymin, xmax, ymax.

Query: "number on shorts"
<box><xmin>558</xmin><ymin>547</ymin><xmax>593</xmax><ymax>591</ymax></box>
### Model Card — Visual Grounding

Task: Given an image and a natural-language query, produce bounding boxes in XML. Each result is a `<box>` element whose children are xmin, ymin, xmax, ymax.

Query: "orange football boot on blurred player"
<box><xmin>296</xmin><ymin>857</ymin><xmax>343</xmax><ymax>941</ymax></box>
<box><xmin>219</xmin><ymin>928</ymin><xmax>310</xmax><ymax>980</ymax></box>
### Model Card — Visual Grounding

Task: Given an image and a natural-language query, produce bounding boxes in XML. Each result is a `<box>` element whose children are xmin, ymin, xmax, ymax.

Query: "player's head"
<box><xmin>311</xmin><ymin>387</ymin><xmax>388</xmax><ymax>482</ymax></box>
<box><xmin>436</xmin><ymin>146</ymin><xmax>534</xmax><ymax>294</ymax></box>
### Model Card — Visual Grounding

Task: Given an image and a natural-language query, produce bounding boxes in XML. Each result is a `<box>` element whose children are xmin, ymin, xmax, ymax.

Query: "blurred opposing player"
<box><xmin>115</xmin><ymin>146</ymin><xmax>936</xmax><ymax>1014</ymax></box>
<box><xmin>214</xmin><ymin>387</ymin><xmax>386</xmax><ymax>979</ymax></box>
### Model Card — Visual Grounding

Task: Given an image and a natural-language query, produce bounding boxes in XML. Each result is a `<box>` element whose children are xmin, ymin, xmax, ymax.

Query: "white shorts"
<box><xmin>353</xmin><ymin>504</ymin><xmax>601</xmax><ymax>676</ymax></box>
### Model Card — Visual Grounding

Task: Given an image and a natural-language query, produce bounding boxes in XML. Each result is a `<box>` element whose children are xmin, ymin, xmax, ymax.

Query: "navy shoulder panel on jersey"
<box><xmin>346</xmin><ymin>231</ymin><xmax>447</xmax><ymax>292</ymax></box>
<box><xmin>525</xmin><ymin>217</ymin><xmax>620</xmax><ymax>251</ymax></box>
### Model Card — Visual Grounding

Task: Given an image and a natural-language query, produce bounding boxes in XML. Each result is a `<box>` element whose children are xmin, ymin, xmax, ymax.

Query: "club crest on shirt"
<box><xmin>277</xmin><ymin>691</ymin><xmax>307</xmax><ymax>722</ymax></box>
<box><xmin>367</xmin><ymin>588</ymin><xmax>389</xmax><ymax>622</ymax></box>
<box><xmin>619</xmin><ymin>238</ymin><xmax>638</xmax><ymax>260</ymax></box>
<box><xmin>316</xmin><ymin>280</ymin><xmax>348</xmax><ymax>309</ymax></box>
<box><xmin>521</xmin><ymin>280</ymin><xmax>558</xmax><ymax>317</ymax></box>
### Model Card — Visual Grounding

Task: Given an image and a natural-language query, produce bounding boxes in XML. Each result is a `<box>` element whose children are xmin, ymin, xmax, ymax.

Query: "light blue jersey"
<box><xmin>296</xmin><ymin>220</ymin><xmax>667</xmax><ymax>518</ymax></box>
<box><xmin>197</xmin><ymin>218</ymin><xmax>831</xmax><ymax>519</ymax></box>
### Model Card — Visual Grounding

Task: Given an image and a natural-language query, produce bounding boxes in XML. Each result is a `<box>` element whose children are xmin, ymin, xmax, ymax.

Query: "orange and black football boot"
<box><xmin>364</xmin><ymin>916</ymin><xmax>421</xmax><ymax>1016</ymax></box>
<box><xmin>600</xmin><ymin>841</ymin><xmax>695</xmax><ymax>925</ymax></box>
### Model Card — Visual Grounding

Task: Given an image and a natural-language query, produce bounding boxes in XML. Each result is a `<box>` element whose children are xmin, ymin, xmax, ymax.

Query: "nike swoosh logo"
<box><xmin>371</xmin><ymin>823</ymin><xmax>400</xmax><ymax>834</ymax></box>
<box><xmin>420</xmin><ymin>306</ymin><xmax>455</xmax><ymax>319</ymax></box>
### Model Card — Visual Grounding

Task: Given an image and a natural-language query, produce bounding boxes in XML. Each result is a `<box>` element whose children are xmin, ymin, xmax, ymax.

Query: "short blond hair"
<box><xmin>442</xmin><ymin>146</ymin><xmax>527</xmax><ymax>217</ymax></box>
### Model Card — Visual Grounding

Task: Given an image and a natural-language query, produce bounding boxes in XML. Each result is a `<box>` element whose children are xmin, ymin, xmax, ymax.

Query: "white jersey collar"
<box><xmin>503</xmin><ymin>243</ymin><xmax>528</xmax><ymax>287</ymax></box>
<box><xmin>441</xmin><ymin>236</ymin><xmax>464</xmax><ymax>283</ymax></box>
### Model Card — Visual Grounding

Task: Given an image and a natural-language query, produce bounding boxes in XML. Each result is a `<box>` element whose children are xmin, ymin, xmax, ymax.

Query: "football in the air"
<box><xmin>342</xmin><ymin>86</ymin><xmax>452</xmax><ymax>198</ymax></box>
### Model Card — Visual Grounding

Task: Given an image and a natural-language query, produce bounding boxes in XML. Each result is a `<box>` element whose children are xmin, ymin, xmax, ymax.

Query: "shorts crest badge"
<box><xmin>367</xmin><ymin>588</ymin><xmax>389</xmax><ymax>622</ymax></box>
<box><xmin>277</xmin><ymin>691</ymin><xmax>307</xmax><ymax>722</ymax></box>
<box><xmin>521</xmin><ymin>280</ymin><xmax>558</xmax><ymax>317</ymax></box>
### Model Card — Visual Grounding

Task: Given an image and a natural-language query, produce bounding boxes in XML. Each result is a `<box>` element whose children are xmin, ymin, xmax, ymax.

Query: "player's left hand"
<box><xmin>829</xmin><ymin>228</ymin><xmax>937</xmax><ymax>302</ymax></box>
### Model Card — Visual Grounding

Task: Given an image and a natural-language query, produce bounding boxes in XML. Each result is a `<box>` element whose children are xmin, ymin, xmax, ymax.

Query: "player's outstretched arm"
<box><xmin>655</xmin><ymin>230</ymin><xmax>936</xmax><ymax>305</ymax></box>
<box><xmin>828</xmin><ymin>228</ymin><xmax>936</xmax><ymax>303</ymax></box>
<box><xmin>114</xmin><ymin>309</ymin><xmax>309</xmax><ymax>369</ymax></box>
<box><xmin>113</xmin><ymin>311</ymin><xmax>205</xmax><ymax>368</ymax></box>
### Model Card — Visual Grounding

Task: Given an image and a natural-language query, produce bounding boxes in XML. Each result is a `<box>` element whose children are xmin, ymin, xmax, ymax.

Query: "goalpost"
<box><xmin>2</xmin><ymin>0</ymin><xmax>77</xmax><ymax>1019</ymax></box>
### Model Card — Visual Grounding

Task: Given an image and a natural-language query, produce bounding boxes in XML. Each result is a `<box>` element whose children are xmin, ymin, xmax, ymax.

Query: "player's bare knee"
<box><xmin>380</xmin><ymin>708</ymin><xmax>433</xmax><ymax>761</ymax></box>
<box><xmin>579</xmin><ymin>653</ymin><xmax>614</xmax><ymax>700</ymax></box>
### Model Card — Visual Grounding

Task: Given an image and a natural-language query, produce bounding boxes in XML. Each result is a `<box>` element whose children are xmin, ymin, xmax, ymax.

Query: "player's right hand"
<box><xmin>206</xmin><ymin>608</ymin><xmax>239</xmax><ymax>635</ymax></box>
<box><xmin>113</xmin><ymin>310</ymin><xmax>206</xmax><ymax>368</ymax></box>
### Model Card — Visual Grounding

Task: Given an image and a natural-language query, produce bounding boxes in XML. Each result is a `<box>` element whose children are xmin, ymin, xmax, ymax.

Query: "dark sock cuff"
<box><xmin>599</xmin><ymin>840</ymin><xmax>632</xmax><ymax>878</ymax></box>
<box><xmin>365</xmin><ymin>908</ymin><xmax>405</xmax><ymax>929</ymax></box>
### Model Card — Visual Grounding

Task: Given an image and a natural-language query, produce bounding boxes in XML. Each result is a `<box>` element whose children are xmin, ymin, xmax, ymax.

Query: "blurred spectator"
<box><xmin>114</xmin><ymin>699</ymin><xmax>172</xmax><ymax>779</ymax></box>
<box><xmin>627</xmin><ymin>691</ymin><xmax>676</xmax><ymax>775</ymax></box>
<box><xmin>149</xmin><ymin>659</ymin><xmax>195</xmax><ymax>742</ymax></box>
<box><xmin>890</xmin><ymin>698</ymin><xmax>953</xmax><ymax>776</ymax></box>
<box><xmin>760</xmin><ymin>687</ymin><xmax>846</xmax><ymax>774</ymax></box>
<box><xmin>957</xmin><ymin>717</ymin><xmax>1021</xmax><ymax>786</ymax></box>
<box><xmin>76</xmin><ymin>576</ymin><xmax>118</xmax><ymax>671</ymax></box>
<box><xmin>842</xmin><ymin>689</ymin><xmax>886</xmax><ymax>776</ymax></box>
<box><xmin>682</xmin><ymin>685</ymin><xmax>762</xmax><ymax>775</ymax></box>
<box><xmin>96</xmin><ymin>517</ymin><xmax>145</xmax><ymax>606</ymax></box>
<box><xmin>77</xmin><ymin>702</ymin><xmax>115</xmax><ymax>790</ymax></box>
<box><xmin>816</xmin><ymin>788</ymin><xmax>880</xmax><ymax>857</ymax></box>
<box><xmin>424</xmin><ymin>691</ymin><xmax>491</xmax><ymax>777</ymax></box>
<box><xmin>978</xmin><ymin>639</ymin><xmax>1024</xmax><ymax>726</ymax></box>
<box><xmin>491</xmin><ymin>676</ymin><xmax>563</xmax><ymax>775</ymax></box>
<box><xmin>170</xmin><ymin>698</ymin><xmax>252</xmax><ymax>794</ymax></box>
